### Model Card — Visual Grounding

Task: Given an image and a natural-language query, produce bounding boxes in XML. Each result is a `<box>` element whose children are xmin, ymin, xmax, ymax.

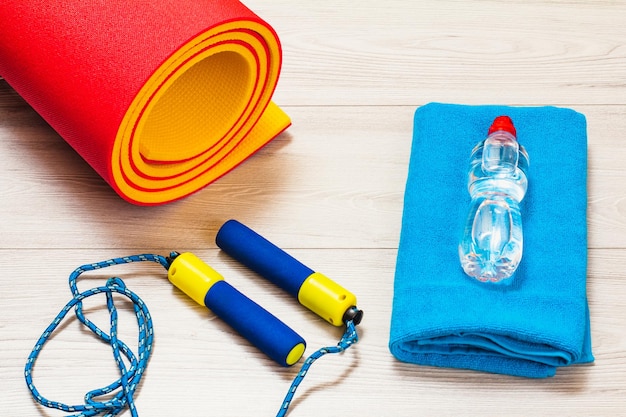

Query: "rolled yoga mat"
<box><xmin>0</xmin><ymin>0</ymin><xmax>290</xmax><ymax>205</ymax></box>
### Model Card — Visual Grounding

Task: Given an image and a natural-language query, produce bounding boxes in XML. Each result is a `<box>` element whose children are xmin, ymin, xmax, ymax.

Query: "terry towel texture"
<box><xmin>389</xmin><ymin>103</ymin><xmax>594</xmax><ymax>378</ymax></box>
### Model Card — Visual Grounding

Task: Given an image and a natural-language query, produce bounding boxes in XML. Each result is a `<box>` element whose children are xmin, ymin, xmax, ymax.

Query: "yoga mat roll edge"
<box><xmin>0</xmin><ymin>0</ymin><xmax>291</xmax><ymax>205</ymax></box>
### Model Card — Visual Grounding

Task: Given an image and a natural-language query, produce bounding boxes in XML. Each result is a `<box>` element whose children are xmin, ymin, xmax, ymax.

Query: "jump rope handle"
<box><xmin>167</xmin><ymin>252</ymin><xmax>306</xmax><ymax>367</ymax></box>
<box><xmin>215</xmin><ymin>220</ymin><xmax>363</xmax><ymax>327</ymax></box>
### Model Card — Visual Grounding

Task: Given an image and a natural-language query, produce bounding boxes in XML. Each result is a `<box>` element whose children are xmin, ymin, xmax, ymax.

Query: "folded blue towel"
<box><xmin>389</xmin><ymin>103</ymin><xmax>594</xmax><ymax>378</ymax></box>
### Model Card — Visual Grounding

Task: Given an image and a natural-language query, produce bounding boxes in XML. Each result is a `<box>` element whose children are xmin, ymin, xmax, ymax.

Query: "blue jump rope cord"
<box><xmin>277</xmin><ymin>320</ymin><xmax>359</xmax><ymax>417</ymax></box>
<box><xmin>24</xmin><ymin>254</ymin><xmax>359</xmax><ymax>417</ymax></box>
<box><xmin>24</xmin><ymin>254</ymin><xmax>169</xmax><ymax>417</ymax></box>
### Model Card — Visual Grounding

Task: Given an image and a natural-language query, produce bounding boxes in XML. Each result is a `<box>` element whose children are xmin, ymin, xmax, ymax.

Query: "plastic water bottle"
<box><xmin>458</xmin><ymin>116</ymin><xmax>529</xmax><ymax>282</ymax></box>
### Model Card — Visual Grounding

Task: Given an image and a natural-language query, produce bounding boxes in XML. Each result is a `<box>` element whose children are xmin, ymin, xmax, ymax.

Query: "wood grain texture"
<box><xmin>258</xmin><ymin>0</ymin><xmax>626</xmax><ymax>106</ymax></box>
<box><xmin>1</xmin><ymin>0</ymin><xmax>625</xmax><ymax>416</ymax></box>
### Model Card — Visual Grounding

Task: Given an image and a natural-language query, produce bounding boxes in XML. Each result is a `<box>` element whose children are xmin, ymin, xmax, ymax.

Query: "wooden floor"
<box><xmin>2</xmin><ymin>1</ymin><xmax>625</xmax><ymax>415</ymax></box>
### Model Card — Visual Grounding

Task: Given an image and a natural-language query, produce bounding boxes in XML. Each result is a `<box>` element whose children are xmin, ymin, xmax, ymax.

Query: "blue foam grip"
<box><xmin>216</xmin><ymin>219</ymin><xmax>313</xmax><ymax>297</ymax></box>
<box><xmin>204</xmin><ymin>280</ymin><xmax>306</xmax><ymax>366</ymax></box>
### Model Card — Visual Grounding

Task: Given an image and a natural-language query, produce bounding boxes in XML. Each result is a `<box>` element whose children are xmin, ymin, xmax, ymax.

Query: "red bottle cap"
<box><xmin>488</xmin><ymin>115</ymin><xmax>516</xmax><ymax>137</ymax></box>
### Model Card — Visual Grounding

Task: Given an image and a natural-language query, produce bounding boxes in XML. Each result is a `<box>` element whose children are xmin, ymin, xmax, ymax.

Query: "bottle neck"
<box><xmin>481</xmin><ymin>131</ymin><xmax>519</xmax><ymax>174</ymax></box>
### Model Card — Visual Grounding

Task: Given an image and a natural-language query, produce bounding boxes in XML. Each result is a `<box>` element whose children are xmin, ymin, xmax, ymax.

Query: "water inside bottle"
<box><xmin>458</xmin><ymin>122</ymin><xmax>529</xmax><ymax>283</ymax></box>
<box><xmin>459</xmin><ymin>195</ymin><xmax>523</xmax><ymax>282</ymax></box>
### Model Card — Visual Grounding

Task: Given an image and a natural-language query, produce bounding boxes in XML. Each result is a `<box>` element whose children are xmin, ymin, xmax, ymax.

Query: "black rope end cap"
<box><xmin>343</xmin><ymin>306</ymin><xmax>363</xmax><ymax>326</ymax></box>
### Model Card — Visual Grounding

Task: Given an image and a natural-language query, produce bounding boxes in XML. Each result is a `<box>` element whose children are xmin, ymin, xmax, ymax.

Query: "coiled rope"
<box><xmin>24</xmin><ymin>254</ymin><xmax>169</xmax><ymax>417</ymax></box>
<box><xmin>24</xmin><ymin>253</ymin><xmax>359</xmax><ymax>416</ymax></box>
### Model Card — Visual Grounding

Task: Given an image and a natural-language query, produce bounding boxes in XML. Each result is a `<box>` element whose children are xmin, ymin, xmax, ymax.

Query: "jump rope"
<box><xmin>25</xmin><ymin>219</ymin><xmax>363</xmax><ymax>416</ymax></box>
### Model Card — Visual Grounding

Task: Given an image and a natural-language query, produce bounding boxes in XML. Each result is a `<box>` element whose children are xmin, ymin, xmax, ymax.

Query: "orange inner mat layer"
<box><xmin>0</xmin><ymin>0</ymin><xmax>291</xmax><ymax>205</ymax></box>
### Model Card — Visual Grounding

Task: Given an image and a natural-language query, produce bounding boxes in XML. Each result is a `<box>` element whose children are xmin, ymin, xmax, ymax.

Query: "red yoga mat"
<box><xmin>0</xmin><ymin>0</ymin><xmax>291</xmax><ymax>205</ymax></box>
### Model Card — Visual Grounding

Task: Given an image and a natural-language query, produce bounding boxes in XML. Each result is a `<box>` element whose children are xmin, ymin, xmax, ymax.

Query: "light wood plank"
<box><xmin>1</xmin><ymin>248</ymin><xmax>624</xmax><ymax>416</ymax></box>
<box><xmin>246</xmin><ymin>0</ymin><xmax>626</xmax><ymax>106</ymax></box>
<box><xmin>2</xmin><ymin>89</ymin><xmax>626</xmax><ymax>249</ymax></box>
